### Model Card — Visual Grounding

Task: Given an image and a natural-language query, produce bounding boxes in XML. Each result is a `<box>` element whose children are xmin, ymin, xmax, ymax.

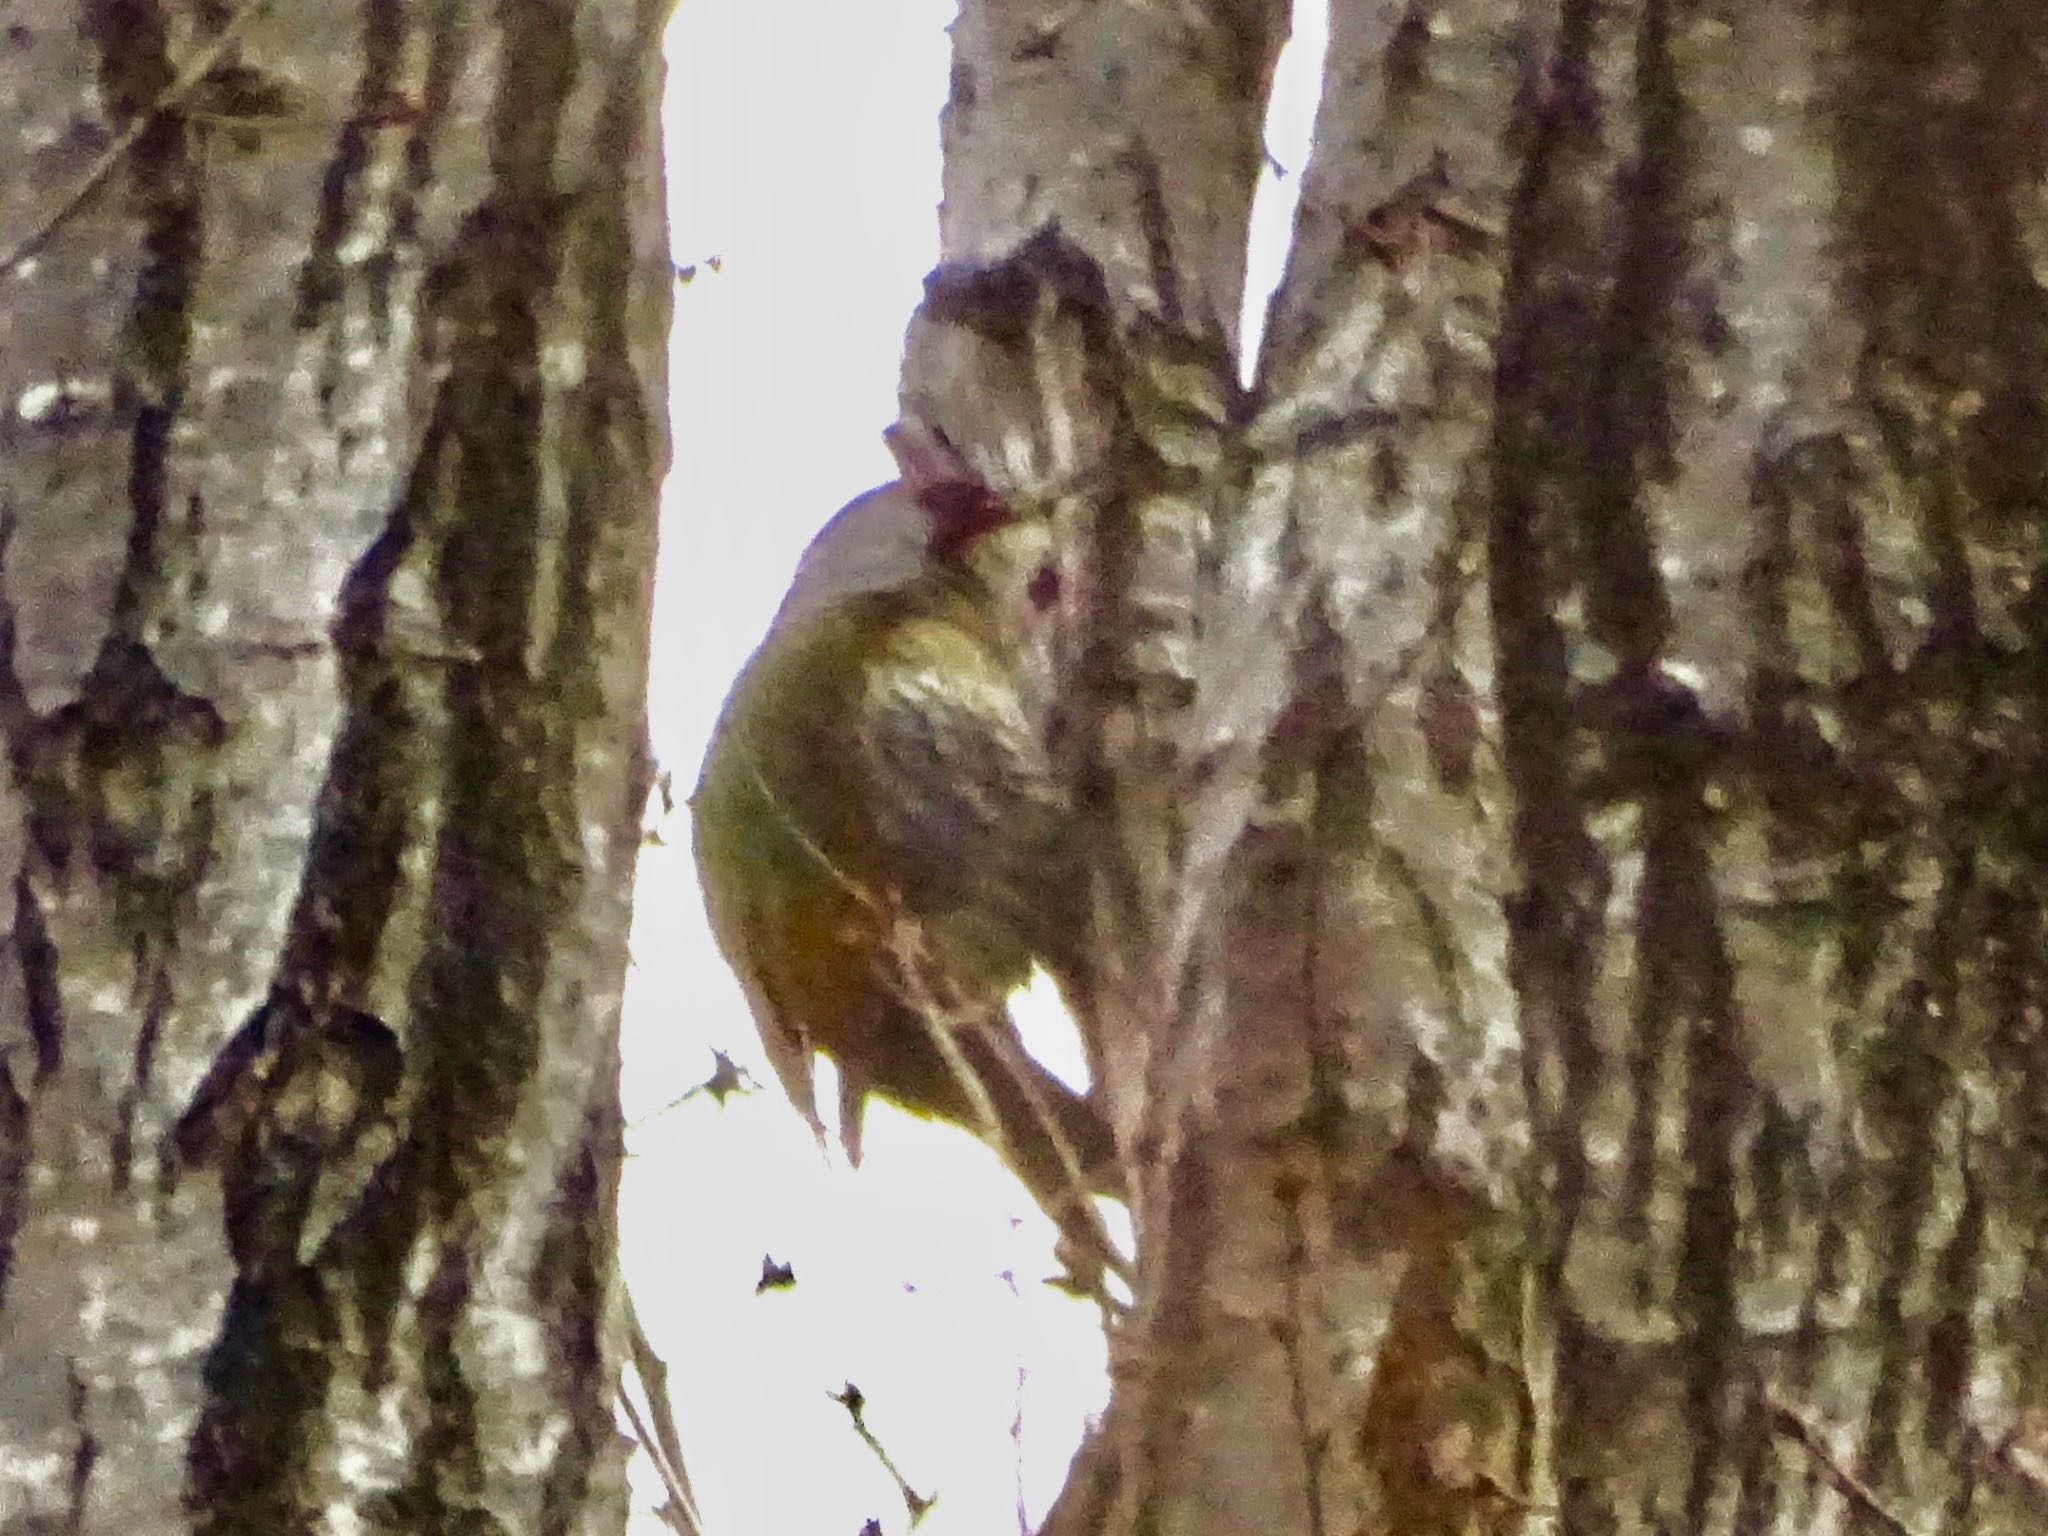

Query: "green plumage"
<box><xmin>691</xmin><ymin>489</ymin><xmax>1111</xmax><ymax>1206</ymax></box>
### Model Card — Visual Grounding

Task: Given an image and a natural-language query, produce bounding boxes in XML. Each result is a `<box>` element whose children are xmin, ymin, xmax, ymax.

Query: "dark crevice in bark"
<box><xmin>1276</xmin><ymin>551</ymin><xmax>1379</xmax><ymax>1136</ymax></box>
<box><xmin>184</xmin><ymin>0</ymin><xmax>585</xmax><ymax>1482</ymax></box>
<box><xmin>1784</xmin><ymin>1168</ymin><xmax>1850</xmax><ymax>1525</ymax></box>
<box><xmin>111</xmin><ymin>954</ymin><xmax>171</xmax><ymax>1189</ymax></box>
<box><xmin>393</xmin><ymin>0</ymin><xmax>467</xmax><ymax>244</ymax></box>
<box><xmin>531</xmin><ymin>1105</ymin><xmax>618</xmax><ymax>1536</ymax></box>
<box><xmin>1952</xmin><ymin>10</ymin><xmax>2048</xmax><ymax>525</ymax></box>
<box><xmin>1668</xmin><ymin>812</ymin><xmax>1748</xmax><ymax>1536</ymax></box>
<box><xmin>1857</xmin><ymin>860</ymin><xmax>1969</xmax><ymax>1497</ymax></box>
<box><xmin>1120</xmin><ymin>138</ymin><xmax>1186</xmax><ymax>333</ymax></box>
<box><xmin>293</xmin><ymin>0</ymin><xmax>408</xmax><ymax>331</ymax></box>
<box><xmin>182</xmin><ymin>997</ymin><xmax>400</xmax><ymax>1510</ymax></box>
<box><xmin>552</xmin><ymin>36</ymin><xmax>658</xmax><ymax>739</ymax></box>
<box><xmin>2011</xmin><ymin>1218</ymin><xmax>2048</xmax><ymax>1441</ymax></box>
<box><xmin>1383</xmin><ymin>0</ymin><xmax>1431</xmax><ymax>96</ymax></box>
<box><xmin>1573</xmin><ymin>0</ymin><xmax>1682</xmax><ymax>667</ymax></box>
<box><xmin>1807</xmin><ymin>459</ymin><xmax>1901</xmax><ymax>1004</ymax></box>
<box><xmin>294</xmin><ymin>434</ymin><xmax>432</xmax><ymax>991</ymax></box>
<box><xmin>79</xmin><ymin>0</ymin><xmax>199</xmax><ymax>648</ymax></box>
<box><xmin>15</xmin><ymin>868</ymin><xmax>62</xmax><ymax>1081</ymax></box>
<box><xmin>0</xmin><ymin>521</ymin><xmax>63</xmax><ymax>1091</ymax></box>
<box><xmin>1922</xmin><ymin>1155</ymin><xmax>1986</xmax><ymax>1449</ymax></box>
<box><xmin>346</xmin><ymin>1140</ymin><xmax>423</xmax><ymax>1394</ymax></box>
<box><xmin>1730</xmin><ymin>1372</ymin><xmax>1784</xmax><ymax>1536</ymax></box>
<box><xmin>1834</xmin><ymin>3</ymin><xmax>2048</xmax><ymax>534</ymax></box>
<box><xmin>1817</xmin><ymin>27</ymin><xmax>2048</xmax><ymax>1478</ymax></box>
<box><xmin>1566</xmin><ymin>28</ymin><xmax>1739</xmax><ymax>1484</ymax></box>
<box><xmin>1585</xmin><ymin>684</ymin><xmax>1753</xmax><ymax>1533</ymax></box>
<box><xmin>1619</xmin><ymin>812</ymin><xmax>1682</xmax><ymax>1301</ymax></box>
<box><xmin>0</xmin><ymin>512</ymin><xmax>34</xmax><ymax>761</ymax></box>
<box><xmin>63</xmin><ymin>1356</ymin><xmax>100</xmax><ymax>1536</ymax></box>
<box><xmin>1553</xmin><ymin>1312</ymin><xmax>1626</xmax><ymax>1534</ymax></box>
<box><xmin>187</xmin><ymin>1263</ymin><xmax>341</xmax><ymax>1532</ymax></box>
<box><xmin>486</xmin><ymin>0</ymin><xmax>577</xmax><ymax>193</ymax></box>
<box><xmin>407</xmin><ymin>190</ymin><xmax>573</xmax><ymax>1237</ymax></box>
<box><xmin>1492</xmin><ymin>1</ymin><xmax>1764</xmax><ymax>1521</ymax></box>
<box><xmin>1272</xmin><ymin>1172</ymin><xmax>1327</xmax><ymax>1536</ymax></box>
<box><xmin>1742</xmin><ymin>443</ymin><xmax>1799</xmax><ymax>750</ymax></box>
<box><xmin>1830</xmin><ymin>7</ymin><xmax>1957</xmax><ymax>370</ymax></box>
<box><xmin>1268</xmin><ymin>569</ymin><xmax>1385</xmax><ymax>1531</ymax></box>
<box><xmin>1811</xmin><ymin>472</ymin><xmax>1892</xmax><ymax>704</ymax></box>
<box><xmin>1949</xmin><ymin>9</ymin><xmax>2048</xmax><ymax>518</ymax></box>
<box><xmin>116</xmin><ymin>406</ymin><xmax>177</xmax><ymax>639</ymax></box>
<box><xmin>1984</xmin><ymin>894</ymin><xmax>2048</xmax><ymax>1322</ymax></box>
<box><xmin>370</xmin><ymin>17</ymin><xmax>582</xmax><ymax>1484</ymax></box>
<box><xmin>321</xmin><ymin>0</ymin><xmax>470</xmax><ymax>404</ymax></box>
<box><xmin>1487</xmin><ymin>32</ymin><xmax>1616</xmax><ymax>1536</ymax></box>
<box><xmin>26</xmin><ymin>642</ymin><xmax>227</xmax><ymax>1187</ymax></box>
<box><xmin>0</xmin><ymin>1055</ymin><xmax>26</xmax><ymax>1309</ymax></box>
<box><xmin>66</xmin><ymin>0</ymin><xmax>230</xmax><ymax>1211</ymax></box>
<box><xmin>1744</xmin><ymin>1093</ymin><xmax>1818</xmax><ymax>1262</ymax></box>
<box><xmin>1741</xmin><ymin>436</ymin><xmax>1866</xmax><ymax>877</ymax></box>
<box><xmin>371</xmin><ymin>1242</ymin><xmax>488</xmax><ymax>1531</ymax></box>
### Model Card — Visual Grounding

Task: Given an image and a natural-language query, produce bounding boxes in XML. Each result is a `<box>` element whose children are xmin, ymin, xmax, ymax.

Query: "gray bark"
<box><xmin>0</xmin><ymin>0</ymin><xmax>669</xmax><ymax>1527</ymax></box>
<box><xmin>899</xmin><ymin>2</ymin><xmax>2048</xmax><ymax>1534</ymax></box>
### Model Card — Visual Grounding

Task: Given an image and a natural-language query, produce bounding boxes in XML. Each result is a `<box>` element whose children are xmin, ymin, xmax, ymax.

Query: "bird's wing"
<box><xmin>690</xmin><ymin>740</ymin><xmax>827</xmax><ymax>1143</ymax></box>
<box><xmin>857</xmin><ymin>619</ymin><xmax>1064</xmax><ymax>973</ymax></box>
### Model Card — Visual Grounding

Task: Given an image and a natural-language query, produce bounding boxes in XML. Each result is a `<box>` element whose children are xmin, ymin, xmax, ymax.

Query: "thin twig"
<box><xmin>1000</xmin><ymin>1268</ymin><xmax>1031</xmax><ymax>1536</ymax></box>
<box><xmin>886</xmin><ymin>917</ymin><xmax>1131</xmax><ymax>1310</ymax></box>
<box><xmin>1959</xmin><ymin>1415</ymin><xmax>2048</xmax><ymax>1516</ymax></box>
<box><xmin>831</xmin><ymin>1382</ymin><xmax>936</xmax><ymax>1525</ymax></box>
<box><xmin>1762</xmin><ymin>1386</ymin><xmax>1917</xmax><ymax>1536</ymax></box>
<box><xmin>0</xmin><ymin>0</ymin><xmax>273</xmax><ymax>280</ymax></box>
<box><xmin>620</xmin><ymin>1293</ymin><xmax>707</xmax><ymax>1536</ymax></box>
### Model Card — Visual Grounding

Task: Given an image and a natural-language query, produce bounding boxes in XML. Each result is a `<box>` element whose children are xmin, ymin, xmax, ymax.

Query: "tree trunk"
<box><xmin>0</xmin><ymin>0</ymin><xmax>669</xmax><ymax>1526</ymax></box>
<box><xmin>907</xmin><ymin>3</ymin><xmax>2048</xmax><ymax>1534</ymax></box>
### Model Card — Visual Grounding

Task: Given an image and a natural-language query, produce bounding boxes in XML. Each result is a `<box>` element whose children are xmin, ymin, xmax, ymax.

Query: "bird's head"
<box><xmin>771</xmin><ymin>421</ymin><xmax>1055</xmax><ymax>638</ymax></box>
<box><xmin>886</xmin><ymin>419</ymin><xmax>1056</xmax><ymax>615</ymax></box>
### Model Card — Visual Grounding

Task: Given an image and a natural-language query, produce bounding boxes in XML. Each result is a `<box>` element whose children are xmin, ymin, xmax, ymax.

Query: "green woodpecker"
<box><xmin>691</xmin><ymin>427</ymin><xmax>1116</xmax><ymax>1234</ymax></box>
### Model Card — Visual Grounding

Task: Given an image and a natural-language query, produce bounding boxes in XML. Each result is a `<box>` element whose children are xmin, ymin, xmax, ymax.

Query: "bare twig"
<box><xmin>1762</xmin><ymin>1386</ymin><xmax>1917</xmax><ymax>1536</ymax></box>
<box><xmin>830</xmin><ymin>1381</ymin><xmax>936</xmax><ymax>1526</ymax></box>
<box><xmin>1000</xmin><ymin>1268</ymin><xmax>1031</xmax><ymax>1536</ymax></box>
<box><xmin>885</xmin><ymin>916</ymin><xmax>1131</xmax><ymax>1311</ymax></box>
<box><xmin>638</xmin><ymin>1049</ymin><xmax>759</xmax><ymax>1123</ymax></box>
<box><xmin>0</xmin><ymin>0</ymin><xmax>274</xmax><ymax>280</ymax></box>
<box><xmin>620</xmin><ymin>1293</ymin><xmax>707</xmax><ymax>1536</ymax></box>
<box><xmin>1959</xmin><ymin>1415</ymin><xmax>2048</xmax><ymax>1516</ymax></box>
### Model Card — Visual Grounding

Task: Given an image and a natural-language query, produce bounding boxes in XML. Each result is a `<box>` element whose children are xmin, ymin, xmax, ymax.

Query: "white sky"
<box><xmin>628</xmin><ymin>4</ymin><xmax>1326</xmax><ymax>1530</ymax></box>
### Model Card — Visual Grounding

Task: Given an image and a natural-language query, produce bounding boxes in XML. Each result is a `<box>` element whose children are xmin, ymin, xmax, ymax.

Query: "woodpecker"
<box><xmin>691</xmin><ymin>427</ymin><xmax>1116</xmax><ymax>1245</ymax></box>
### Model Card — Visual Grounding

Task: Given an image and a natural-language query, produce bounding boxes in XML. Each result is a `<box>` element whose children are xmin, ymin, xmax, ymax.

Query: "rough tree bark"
<box><xmin>0</xmin><ymin>0</ymin><xmax>669</xmax><ymax>1527</ymax></box>
<box><xmin>887</xmin><ymin>2</ymin><xmax>2048</xmax><ymax>1534</ymax></box>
